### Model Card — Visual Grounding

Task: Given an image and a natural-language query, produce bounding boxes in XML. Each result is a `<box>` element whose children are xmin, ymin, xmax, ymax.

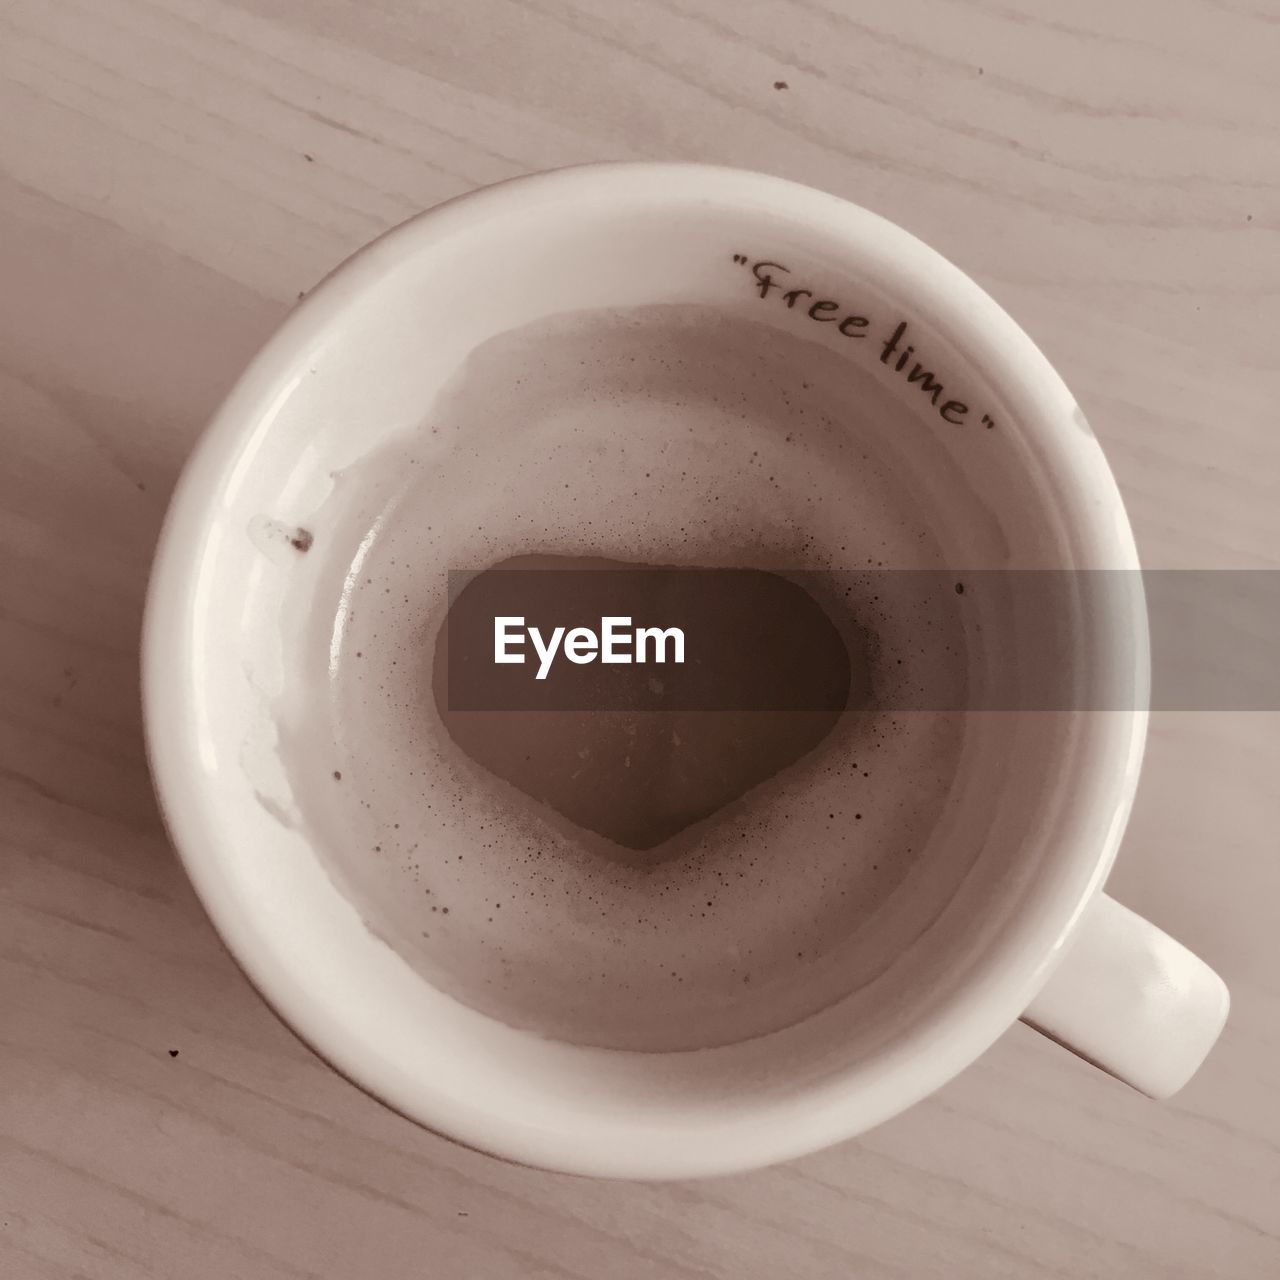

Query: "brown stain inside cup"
<box><xmin>432</xmin><ymin>554</ymin><xmax>868</xmax><ymax>856</ymax></box>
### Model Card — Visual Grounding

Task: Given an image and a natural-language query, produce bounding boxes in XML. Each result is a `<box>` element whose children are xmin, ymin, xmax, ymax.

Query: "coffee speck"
<box><xmin>168</xmin><ymin>1049</ymin><xmax>179</xmax><ymax>1058</ymax></box>
<box><xmin>954</xmin><ymin>581</ymin><xmax>965</xmax><ymax>594</ymax></box>
<box><xmin>333</xmin><ymin>770</ymin><xmax>342</xmax><ymax>781</ymax></box>
<box><xmin>291</xmin><ymin>528</ymin><xmax>314</xmax><ymax>552</ymax></box>
<box><xmin>773</xmin><ymin>80</ymin><xmax>789</xmax><ymax>90</ymax></box>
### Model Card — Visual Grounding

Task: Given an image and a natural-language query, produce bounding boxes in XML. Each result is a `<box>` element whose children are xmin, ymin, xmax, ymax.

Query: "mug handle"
<box><xmin>1019</xmin><ymin>894</ymin><xmax>1229</xmax><ymax>1098</ymax></box>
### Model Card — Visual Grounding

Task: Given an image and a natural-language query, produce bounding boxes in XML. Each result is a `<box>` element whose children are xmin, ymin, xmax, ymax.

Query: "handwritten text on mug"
<box><xmin>731</xmin><ymin>255</ymin><xmax>997</xmax><ymax>430</ymax></box>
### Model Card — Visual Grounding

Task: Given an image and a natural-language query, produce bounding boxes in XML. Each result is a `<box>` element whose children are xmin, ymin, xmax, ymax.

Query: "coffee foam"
<box><xmin>276</xmin><ymin>305</ymin><xmax>975</xmax><ymax>1050</ymax></box>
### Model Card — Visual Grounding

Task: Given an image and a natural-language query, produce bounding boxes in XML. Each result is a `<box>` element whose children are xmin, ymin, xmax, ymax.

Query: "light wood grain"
<box><xmin>2</xmin><ymin>1</ymin><xmax>1278</xmax><ymax>1276</ymax></box>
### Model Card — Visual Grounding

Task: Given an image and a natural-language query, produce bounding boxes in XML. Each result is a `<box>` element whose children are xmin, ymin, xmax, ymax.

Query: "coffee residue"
<box><xmin>273</xmin><ymin>303</ymin><xmax>973</xmax><ymax>1052</ymax></box>
<box><xmin>434</xmin><ymin>554</ymin><xmax>866</xmax><ymax>853</ymax></box>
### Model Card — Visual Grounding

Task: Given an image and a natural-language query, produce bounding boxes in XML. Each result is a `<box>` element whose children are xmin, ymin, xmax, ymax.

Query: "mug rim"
<box><xmin>143</xmin><ymin>161</ymin><xmax>1149</xmax><ymax>1177</ymax></box>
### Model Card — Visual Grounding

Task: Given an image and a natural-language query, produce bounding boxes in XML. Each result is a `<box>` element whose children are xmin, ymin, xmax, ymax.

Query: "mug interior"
<box><xmin>144</xmin><ymin>164</ymin><xmax>1146</xmax><ymax>1177</ymax></box>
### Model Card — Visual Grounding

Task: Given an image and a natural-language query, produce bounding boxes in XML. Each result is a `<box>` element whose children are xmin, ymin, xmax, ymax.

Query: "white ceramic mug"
<box><xmin>143</xmin><ymin>163</ymin><xmax>1228</xmax><ymax>1179</ymax></box>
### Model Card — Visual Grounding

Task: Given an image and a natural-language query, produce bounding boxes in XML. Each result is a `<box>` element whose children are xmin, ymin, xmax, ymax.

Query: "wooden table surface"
<box><xmin>2</xmin><ymin>2</ymin><xmax>1278</xmax><ymax>1276</ymax></box>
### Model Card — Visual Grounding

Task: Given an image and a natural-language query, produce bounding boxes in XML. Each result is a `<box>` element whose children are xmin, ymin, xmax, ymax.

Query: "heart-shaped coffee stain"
<box><xmin>433</xmin><ymin>555</ymin><xmax>865</xmax><ymax>856</ymax></box>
